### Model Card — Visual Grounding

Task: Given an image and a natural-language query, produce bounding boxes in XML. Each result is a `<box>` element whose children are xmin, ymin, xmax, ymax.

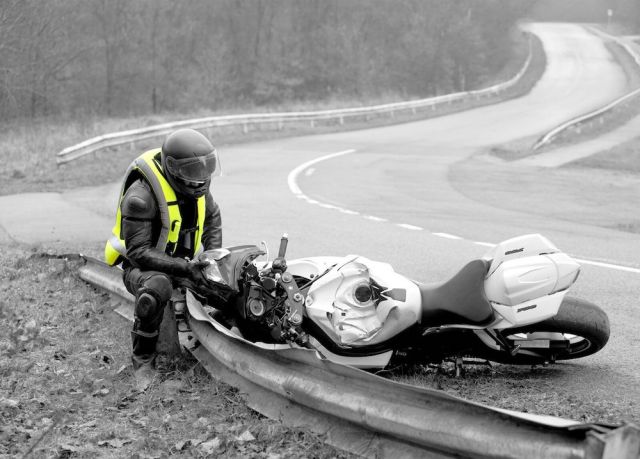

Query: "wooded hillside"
<box><xmin>0</xmin><ymin>0</ymin><xmax>534</xmax><ymax>121</ymax></box>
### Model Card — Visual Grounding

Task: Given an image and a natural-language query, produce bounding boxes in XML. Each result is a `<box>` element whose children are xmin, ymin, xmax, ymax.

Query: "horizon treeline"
<box><xmin>2</xmin><ymin>0</ymin><xmax>537</xmax><ymax>121</ymax></box>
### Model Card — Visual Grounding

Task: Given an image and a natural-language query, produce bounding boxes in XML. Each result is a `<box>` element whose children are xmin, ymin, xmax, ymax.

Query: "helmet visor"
<box><xmin>165</xmin><ymin>150</ymin><xmax>219</xmax><ymax>182</ymax></box>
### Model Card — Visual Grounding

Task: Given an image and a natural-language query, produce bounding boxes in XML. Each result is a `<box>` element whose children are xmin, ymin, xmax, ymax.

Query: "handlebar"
<box><xmin>278</xmin><ymin>233</ymin><xmax>288</xmax><ymax>258</ymax></box>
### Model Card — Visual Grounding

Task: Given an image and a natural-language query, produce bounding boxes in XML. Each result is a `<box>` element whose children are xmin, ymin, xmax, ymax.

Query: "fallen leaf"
<box><xmin>192</xmin><ymin>416</ymin><xmax>208</xmax><ymax>428</ymax></box>
<box><xmin>199</xmin><ymin>437</ymin><xmax>221</xmax><ymax>454</ymax></box>
<box><xmin>77</xmin><ymin>420</ymin><xmax>97</xmax><ymax>429</ymax></box>
<box><xmin>130</xmin><ymin>417</ymin><xmax>148</xmax><ymax>428</ymax></box>
<box><xmin>0</xmin><ymin>398</ymin><xmax>19</xmax><ymax>409</ymax></box>
<box><xmin>174</xmin><ymin>439</ymin><xmax>190</xmax><ymax>451</ymax></box>
<box><xmin>58</xmin><ymin>443</ymin><xmax>80</xmax><ymax>452</ymax></box>
<box><xmin>92</xmin><ymin>388</ymin><xmax>110</xmax><ymax>397</ymax></box>
<box><xmin>98</xmin><ymin>438</ymin><xmax>132</xmax><ymax>448</ymax></box>
<box><xmin>236</xmin><ymin>430</ymin><xmax>255</xmax><ymax>442</ymax></box>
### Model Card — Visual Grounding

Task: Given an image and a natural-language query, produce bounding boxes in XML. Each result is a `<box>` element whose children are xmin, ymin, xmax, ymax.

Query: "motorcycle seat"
<box><xmin>417</xmin><ymin>259</ymin><xmax>494</xmax><ymax>327</ymax></box>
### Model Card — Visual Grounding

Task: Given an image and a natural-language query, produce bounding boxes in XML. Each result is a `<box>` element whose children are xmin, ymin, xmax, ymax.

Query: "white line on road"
<box><xmin>287</xmin><ymin>149</ymin><xmax>356</xmax><ymax>196</ymax></box>
<box><xmin>433</xmin><ymin>232</ymin><xmax>462</xmax><ymax>240</ymax></box>
<box><xmin>474</xmin><ymin>241</ymin><xmax>496</xmax><ymax>248</ymax></box>
<box><xmin>318</xmin><ymin>203</ymin><xmax>339</xmax><ymax>209</ymax></box>
<box><xmin>287</xmin><ymin>150</ymin><xmax>639</xmax><ymax>276</ymax></box>
<box><xmin>364</xmin><ymin>215</ymin><xmax>388</xmax><ymax>222</ymax></box>
<box><xmin>573</xmin><ymin>258</ymin><xmax>640</xmax><ymax>274</ymax></box>
<box><xmin>396</xmin><ymin>223</ymin><xmax>423</xmax><ymax>231</ymax></box>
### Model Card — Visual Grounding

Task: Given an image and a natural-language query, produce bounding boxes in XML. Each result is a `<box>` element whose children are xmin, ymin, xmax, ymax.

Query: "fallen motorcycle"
<box><xmin>182</xmin><ymin>233</ymin><xmax>609</xmax><ymax>369</ymax></box>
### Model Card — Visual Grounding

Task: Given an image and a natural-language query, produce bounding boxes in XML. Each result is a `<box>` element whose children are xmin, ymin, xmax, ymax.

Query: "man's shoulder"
<box><xmin>121</xmin><ymin>179</ymin><xmax>158</xmax><ymax>219</ymax></box>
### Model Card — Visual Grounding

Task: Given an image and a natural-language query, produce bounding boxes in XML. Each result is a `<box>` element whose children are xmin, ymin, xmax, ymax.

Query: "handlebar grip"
<box><xmin>278</xmin><ymin>233</ymin><xmax>289</xmax><ymax>258</ymax></box>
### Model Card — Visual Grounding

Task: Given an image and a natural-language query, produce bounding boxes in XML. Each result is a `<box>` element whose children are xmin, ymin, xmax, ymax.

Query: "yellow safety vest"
<box><xmin>104</xmin><ymin>149</ymin><xmax>206</xmax><ymax>266</ymax></box>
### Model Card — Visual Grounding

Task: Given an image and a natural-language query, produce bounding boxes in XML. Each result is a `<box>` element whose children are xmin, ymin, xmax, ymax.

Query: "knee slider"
<box><xmin>142</xmin><ymin>273</ymin><xmax>173</xmax><ymax>303</ymax></box>
<box><xmin>135</xmin><ymin>291</ymin><xmax>162</xmax><ymax>322</ymax></box>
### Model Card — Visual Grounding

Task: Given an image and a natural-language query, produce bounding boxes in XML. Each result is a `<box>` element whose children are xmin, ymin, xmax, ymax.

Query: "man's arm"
<box><xmin>121</xmin><ymin>180</ymin><xmax>190</xmax><ymax>276</ymax></box>
<box><xmin>202</xmin><ymin>192</ymin><xmax>222</xmax><ymax>250</ymax></box>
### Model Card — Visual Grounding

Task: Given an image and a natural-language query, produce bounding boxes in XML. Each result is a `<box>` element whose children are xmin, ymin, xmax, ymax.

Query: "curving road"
<box><xmin>1</xmin><ymin>23</ymin><xmax>638</xmax><ymax>422</ymax></box>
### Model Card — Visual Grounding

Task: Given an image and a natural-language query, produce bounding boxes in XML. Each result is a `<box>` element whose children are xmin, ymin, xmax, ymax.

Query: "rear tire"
<box><xmin>478</xmin><ymin>297</ymin><xmax>610</xmax><ymax>365</ymax></box>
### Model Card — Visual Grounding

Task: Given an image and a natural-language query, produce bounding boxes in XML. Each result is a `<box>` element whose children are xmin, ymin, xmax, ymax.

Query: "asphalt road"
<box><xmin>1</xmin><ymin>23</ymin><xmax>638</xmax><ymax>420</ymax></box>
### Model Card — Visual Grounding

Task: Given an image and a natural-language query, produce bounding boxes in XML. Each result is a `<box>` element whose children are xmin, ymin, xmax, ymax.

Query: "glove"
<box><xmin>186</xmin><ymin>260</ymin><xmax>210</xmax><ymax>285</ymax></box>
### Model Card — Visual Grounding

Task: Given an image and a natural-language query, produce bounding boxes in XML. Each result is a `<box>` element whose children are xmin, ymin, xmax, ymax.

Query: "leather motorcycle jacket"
<box><xmin>120</xmin><ymin>178</ymin><xmax>222</xmax><ymax>276</ymax></box>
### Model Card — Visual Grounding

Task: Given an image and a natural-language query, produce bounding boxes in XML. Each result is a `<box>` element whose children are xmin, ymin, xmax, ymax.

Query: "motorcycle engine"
<box><xmin>239</xmin><ymin>265</ymin><xmax>292</xmax><ymax>343</ymax></box>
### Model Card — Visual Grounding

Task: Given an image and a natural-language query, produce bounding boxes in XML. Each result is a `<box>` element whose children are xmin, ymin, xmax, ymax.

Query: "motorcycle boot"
<box><xmin>131</xmin><ymin>291</ymin><xmax>164</xmax><ymax>391</ymax></box>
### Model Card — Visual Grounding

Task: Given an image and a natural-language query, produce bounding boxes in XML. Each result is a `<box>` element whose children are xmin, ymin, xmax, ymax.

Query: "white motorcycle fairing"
<box><xmin>483</xmin><ymin>234</ymin><xmax>581</xmax><ymax>329</ymax></box>
<box><xmin>287</xmin><ymin>255</ymin><xmax>422</xmax><ymax>347</ymax></box>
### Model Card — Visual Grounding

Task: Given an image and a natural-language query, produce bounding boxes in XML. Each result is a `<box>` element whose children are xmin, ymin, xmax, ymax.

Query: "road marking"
<box><xmin>364</xmin><ymin>215</ymin><xmax>388</xmax><ymax>222</ymax></box>
<box><xmin>288</xmin><ymin>151</ymin><xmax>639</xmax><ymax>276</ymax></box>
<box><xmin>573</xmin><ymin>258</ymin><xmax>640</xmax><ymax>274</ymax></box>
<box><xmin>474</xmin><ymin>241</ymin><xmax>496</xmax><ymax>248</ymax></box>
<box><xmin>397</xmin><ymin>223</ymin><xmax>423</xmax><ymax>231</ymax></box>
<box><xmin>433</xmin><ymin>232</ymin><xmax>462</xmax><ymax>240</ymax></box>
<box><xmin>339</xmin><ymin>209</ymin><xmax>360</xmax><ymax>215</ymax></box>
<box><xmin>318</xmin><ymin>203</ymin><xmax>339</xmax><ymax>209</ymax></box>
<box><xmin>287</xmin><ymin>149</ymin><xmax>356</xmax><ymax>196</ymax></box>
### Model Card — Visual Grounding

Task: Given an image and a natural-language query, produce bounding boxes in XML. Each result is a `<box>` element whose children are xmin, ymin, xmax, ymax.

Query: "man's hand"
<box><xmin>186</xmin><ymin>259</ymin><xmax>210</xmax><ymax>285</ymax></box>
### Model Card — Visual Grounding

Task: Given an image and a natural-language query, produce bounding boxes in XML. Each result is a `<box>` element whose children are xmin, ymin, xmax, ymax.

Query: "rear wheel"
<box><xmin>478</xmin><ymin>297</ymin><xmax>610</xmax><ymax>365</ymax></box>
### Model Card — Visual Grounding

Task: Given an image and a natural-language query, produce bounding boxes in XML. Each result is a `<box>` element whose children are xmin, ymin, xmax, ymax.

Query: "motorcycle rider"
<box><xmin>104</xmin><ymin>128</ymin><xmax>222</xmax><ymax>390</ymax></box>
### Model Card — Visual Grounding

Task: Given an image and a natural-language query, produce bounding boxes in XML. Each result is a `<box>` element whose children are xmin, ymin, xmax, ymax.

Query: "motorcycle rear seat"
<box><xmin>418</xmin><ymin>259</ymin><xmax>494</xmax><ymax>327</ymax></box>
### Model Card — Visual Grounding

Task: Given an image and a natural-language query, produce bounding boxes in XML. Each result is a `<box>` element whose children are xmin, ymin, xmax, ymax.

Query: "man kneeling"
<box><xmin>104</xmin><ymin>128</ymin><xmax>222</xmax><ymax>390</ymax></box>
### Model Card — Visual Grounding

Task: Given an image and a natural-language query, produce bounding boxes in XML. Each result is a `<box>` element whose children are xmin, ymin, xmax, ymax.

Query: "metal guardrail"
<box><xmin>533</xmin><ymin>26</ymin><xmax>640</xmax><ymax>150</ymax></box>
<box><xmin>57</xmin><ymin>36</ymin><xmax>533</xmax><ymax>165</ymax></box>
<box><xmin>78</xmin><ymin>256</ymin><xmax>640</xmax><ymax>458</ymax></box>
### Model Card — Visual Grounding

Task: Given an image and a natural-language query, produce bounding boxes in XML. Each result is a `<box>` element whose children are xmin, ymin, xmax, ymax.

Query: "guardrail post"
<box><xmin>243</xmin><ymin>123</ymin><xmax>249</xmax><ymax>134</ymax></box>
<box><xmin>411</xmin><ymin>107</ymin><xmax>416</xmax><ymax>115</ymax></box>
<box><xmin>339</xmin><ymin>116</ymin><xmax>344</xmax><ymax>125</ymax></box>
<box><xmin>310</xmin><ymin>120</ymin><xmax>315</xmax><ymax>128</ymax></box>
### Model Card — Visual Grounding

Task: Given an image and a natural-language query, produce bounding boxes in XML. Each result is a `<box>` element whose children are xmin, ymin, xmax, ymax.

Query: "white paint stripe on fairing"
<box><xmin>396</xmin><ymin>223</ymin><xmax>423</xmax><ymax>231</ymax></box>
<box><xmin>433</xmin><ymin>232</ymin><xmax>463</xmax><ymax>240</ymax></box>
<box><xmin>287</xmin><ymin>150</ymin><xmax>639</xmax><ymax>276</ymax></box>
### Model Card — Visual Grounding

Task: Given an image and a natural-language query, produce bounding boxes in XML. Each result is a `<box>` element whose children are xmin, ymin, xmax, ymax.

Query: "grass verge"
<box><xmin>0</xmin><ymin>244</ymin><xmax>349</xmax><ymax>458</ymax></box>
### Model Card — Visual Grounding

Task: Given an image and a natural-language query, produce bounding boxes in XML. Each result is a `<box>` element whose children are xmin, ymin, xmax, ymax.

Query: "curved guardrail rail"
<box><xmin>533</xmin><ymin>27</ymin><xmax>640</xmax><ymax>150</ymax></box>
<box><xmin>78</xmin><ymin>256</ymin><xmax>640</xmax><ymax>458</ymax></box>
<box><xmin>56</xmin><ymin>36</ymin><xmax>533</xmax><ymax>165</ymax></box>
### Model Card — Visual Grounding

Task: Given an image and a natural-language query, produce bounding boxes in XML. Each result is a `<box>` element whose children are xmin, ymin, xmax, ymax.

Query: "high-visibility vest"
<box><xmin>104</xmin><ymin>149</ymin><xmax>206</xmax><ymax>266</ymax></box>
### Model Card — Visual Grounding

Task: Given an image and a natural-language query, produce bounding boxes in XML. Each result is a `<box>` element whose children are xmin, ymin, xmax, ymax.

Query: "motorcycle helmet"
<box><xmin>160</xmin><ymin>128</ymin><xmax>219</xmax><ymax>198</ymax></box>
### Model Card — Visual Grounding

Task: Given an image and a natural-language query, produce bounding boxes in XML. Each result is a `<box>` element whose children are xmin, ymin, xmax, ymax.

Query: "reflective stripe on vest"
<box><xmin>104</xmin><ymin>149</ymin><xmax>206</xmax><ymax>266</ymax></box>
